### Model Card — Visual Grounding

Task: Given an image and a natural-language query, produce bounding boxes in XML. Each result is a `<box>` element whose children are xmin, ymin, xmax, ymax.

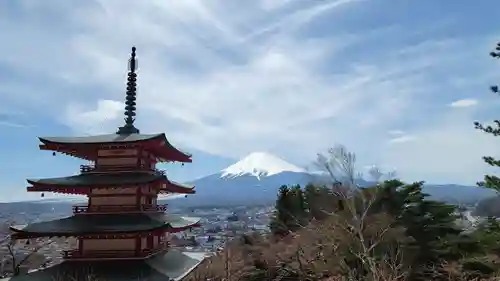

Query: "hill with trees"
<box><xmin>189</xmin><ymin>144</ymin><xmax>500</xmax><ymax>281</ymax></box>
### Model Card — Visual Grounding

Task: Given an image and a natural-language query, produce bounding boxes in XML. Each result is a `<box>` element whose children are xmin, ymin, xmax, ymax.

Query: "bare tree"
<box><xmin>316</xmin><ymin>145</ymin><xmax>358</xmax><ymax>188</ymax></box>
<box><xmin>368</xmin><ymin>166</ymin><xmax>384</xmax><ymax>183</ymax></box>
<box><xmin>315</xmin><ymin>144</ymin><xmax>408</xmax><ymax>281</ymax></box>
<box><xmin>0</xmin><ymin>222</ymin><xmax>54</xmax><ymax>277</ymax></box>
<box><xmin>368</xmin><ymin>166</ymin><xmax>398</xmax><ymax>183</ymax></box>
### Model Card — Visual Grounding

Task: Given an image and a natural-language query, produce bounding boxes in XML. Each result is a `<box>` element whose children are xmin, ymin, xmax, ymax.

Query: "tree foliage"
<box><xmin>266</xmin><ymin>143</ymin><xmax>500</xmax><ymax>280</ymax></box>
<box><xmin>474</xmin><ymin>42</ymin><xmax>500</xmax><ymax>192</ymax></box>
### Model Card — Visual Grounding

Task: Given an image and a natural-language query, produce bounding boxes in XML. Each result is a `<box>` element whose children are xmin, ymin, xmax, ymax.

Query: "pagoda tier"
<box><xmin>26</xmin><ymin>173</ymin><xmax>195</xmax><ymax>195</ymax></box>
<box><xmin>38</xmin><ymin>133</ymin><xmax>192</xmax><ymax>163</ymax></box>
<box><xmin>2</xmin><ymin>249</ymin><xmax>209</xmax><ymax>281</ymax></box>
<box><xmin>9</xmin><ymin>213</ymin><xmax>200</xmax><ymax>239</ymax></box>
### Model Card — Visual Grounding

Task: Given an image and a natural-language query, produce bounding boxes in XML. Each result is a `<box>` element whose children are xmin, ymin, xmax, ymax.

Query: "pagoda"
<box><xmin>5</xmin><ymin>47</ymin><xmax>208</xmax><ymax>281</ymax></box>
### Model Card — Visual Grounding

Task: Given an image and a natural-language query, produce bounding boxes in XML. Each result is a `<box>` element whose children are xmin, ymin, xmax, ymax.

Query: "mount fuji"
<box><xmin>168</xmin><ymin>152</ymin><xmax>314</xmax><ymax>207</ymax></box>
<box><xmin>167</xmin><ymin>152</ymin><xmax>497</xmax><ymax>208</ymax></box>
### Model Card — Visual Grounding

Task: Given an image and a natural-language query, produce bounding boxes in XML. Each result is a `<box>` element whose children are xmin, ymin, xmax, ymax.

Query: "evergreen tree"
<box><xmin>376</xmin><ymin>181</ymin><xmax>465</xmax><ymax>272</ymax></box>
<box><xmin>290</xmin><ymin>184</ymin><xmax>306</xmax><ymax>213</ymax></box>
<box><xmin>303</xmin><ymin>183</ymin><xmax>336</xmax><ymax>220</ymax></box>
<box><xmin>474</xmin><ymin>41</ymin><xmax>500</xmax><ymax>191</ymax></box>
<box><xmin>372</xmin><ymin>179</ymin><xmax>407</xmax><ymax>216</ymax></box>
<box><xmin>383</xmin><ymin>181</ymin><xmax>471</xmax><ymax>281</ymax></box>
<box><xmin>471</xmin><ymin>217</ymin><xmax>500</xmax><ymax>254</ymax></box>
<box><xmin>289</xmin><ymin>184</ymin><xmax>308</xmax><ymax>226</ymax></box>
<box><xmin>269</xmin><ymin>185</ymin><xmax>292</xmax><ymax>236</ymax></box>
<box><xmin>269</xmin><ymin>184</ymin><xmax>311</xmax><ymax>235</ymax></box>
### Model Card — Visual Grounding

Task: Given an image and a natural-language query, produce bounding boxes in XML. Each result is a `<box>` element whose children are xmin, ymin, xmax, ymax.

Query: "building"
<box><xmin>4</xmin><ymin>47</ymin><xmax>209</xmax><ymax>281</ymax></box>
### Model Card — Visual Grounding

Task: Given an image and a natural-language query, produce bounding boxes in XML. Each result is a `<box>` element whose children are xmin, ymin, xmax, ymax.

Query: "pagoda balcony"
<box><xmin>63</xmin><ymin>242</ymin><xmax>170</xmax><ymax>260</ymax></box>
<box><xmin>80</xmin><ymin>164</ymin><xmax>165</xmax><ymax>175</ymax></box>
<box><xmin>73</xmin><ymin>204</ymin><xmax>168</xmax><ymax>214</ymax></box>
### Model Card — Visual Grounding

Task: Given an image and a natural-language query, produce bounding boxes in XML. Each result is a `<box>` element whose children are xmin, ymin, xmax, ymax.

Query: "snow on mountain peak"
<box><xmin>220</xmin><ymin>152</ymin><xmax>306</xmax><ymax>179</ymax></box>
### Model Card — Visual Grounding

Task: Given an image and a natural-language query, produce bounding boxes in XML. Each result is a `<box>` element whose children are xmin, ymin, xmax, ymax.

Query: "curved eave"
<box><xmin>8</xmin><ymin>226</ymin><xmax>195</xmax><ymax>239</ymax></box>
<box><xmin>26</xmin><ymin>185</ymin><xmax>88</xmax><ymax>195</ymax></box>
<box><xmin>38</xmin><ymin>135</ymin><xmax>163</xmax><ymax>160</ymax></box>
<box><xmin>156</xmin><ymin>133</ymin><xmax>192</xmax><ymax>163</ymax></box>
<box><xmin>39</xmin><ymin>134</ymin><xmax>192</xmax><ymax>163</ymax></box>
<box><xmin>38</xmin><ymin>133</ymin><xmax>163</xmax><ymax>146</ymax></box>
<box><xmin>26</xmin><ymin>174</ymin><xmax>167</xmax><ymax>192</ymax></box>
<box><xmin>9</xmin><ymin>218</ymin><xmax>201</xmax><ymax>239</ymax></box>
<box><xmin>162</xmin><ymin>180</ymin><xmax>196</xmax><ymax>194</ymax></box>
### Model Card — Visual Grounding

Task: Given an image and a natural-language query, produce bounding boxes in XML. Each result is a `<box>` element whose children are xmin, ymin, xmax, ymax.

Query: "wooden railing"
<box><xmin>79</xmin><ymin>164</ymin><xmax>165</xmax><ymax>175</ymax></box>
<box><xmin>63</xmin><ymin>242</ymin><xmax>169</xmax><ymax>260</ymax></box>
<box><xmin>73</xmin><ymin>204</ymin><xmax>167</xmax><ymax>214</ymax></box>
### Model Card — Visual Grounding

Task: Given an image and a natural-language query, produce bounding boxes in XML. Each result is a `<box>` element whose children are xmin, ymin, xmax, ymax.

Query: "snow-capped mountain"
<box><xmin>220</xmin><ymin>152</ymin><xmax>306</xmax><ymax>179</ymax></box>
<box><xmin>168</xmin><ymin>152</ymin><xmax>313</xmax><ymax>207</ymax></box>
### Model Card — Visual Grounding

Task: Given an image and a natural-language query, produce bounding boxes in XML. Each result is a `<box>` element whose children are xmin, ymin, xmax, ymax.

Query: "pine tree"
<box><xmin>289</xmin><ymin>184</ymin><xmax>308</xmax><ymax>227</ymax></box>
<box><xmin>303</xmin><ymin>183</ymin><xmax>336</xmax><ymax>220</ymax></box>
<box><xmin>269</xmin><ymin>185</ymin><xmax>292</xmax><ymax>236</ymax></box>
<box><xmin>290</xmin><ymin>184</ymin><xmax>306</xmax><ymax>213</ymax></box>
<box><xmin>374</xmin><ymin>180</ymin><xmax>465</xmax><ymax>274</ymax></box>
<box><xmin>389</xmin><ymin>181</ymin><xmax>465</xmax><ymax>274</ymax></box>
<box><xmin>474</xmin><ymin>41</ymin><xmax>500</xmax><ymax>191</ymax></box>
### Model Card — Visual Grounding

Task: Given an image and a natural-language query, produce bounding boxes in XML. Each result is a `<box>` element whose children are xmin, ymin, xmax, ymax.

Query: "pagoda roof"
<box><xmin>27</xmin><ymin>172</ymin><xmax>165</xmax><ymax>187</ymax></box>
<box><xmin>1</xmin><ymin>249</ymin><xmax>210</xmax><ymax>281</ymax></box>
<box><xmin>10</xmin><ymin>213</ymin><xmax>200</xmax><ymax>237</ymax></box>
<box><xmin>39</xmin><ymin>133</ymin><xmax>192</xmax><ymax>163</ymax></box>
<box><xmin>39</xmin><ymin>133</ymin><xmax>163</xmax><ymax>144</ymax></box>
<box><xmin>27</xmin><ymin>173</ymin><xmax>195</xmax><ymax>194</ymax></box>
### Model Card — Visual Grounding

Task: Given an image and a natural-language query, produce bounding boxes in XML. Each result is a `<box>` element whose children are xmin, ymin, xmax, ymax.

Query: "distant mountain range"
<box><xmin>19</xmin><ymin>152</ymin><xmax>497</xmax><ymax>208</ymax></box>
<box><xmin>167</xmin><ymin>152</ymin><xmax>497</xmax><ymax>208</ymax></box>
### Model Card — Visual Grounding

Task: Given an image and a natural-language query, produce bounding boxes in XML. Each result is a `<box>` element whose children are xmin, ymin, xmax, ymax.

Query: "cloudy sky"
<box><xmin>0</xmin><ymin>0</ymin><xmax>499</xmax><ymax>202</ymax></box>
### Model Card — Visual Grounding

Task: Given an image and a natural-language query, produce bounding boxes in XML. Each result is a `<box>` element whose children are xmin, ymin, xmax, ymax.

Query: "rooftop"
<box><xmin>1</xmin><ymin>249</ymin><xmax>211</xmax><ymax>281</ymax></box>
<box><xmin>10</xmin><ymin>213</ymin><xmax>200</xmax><ymax>237</ymax></box>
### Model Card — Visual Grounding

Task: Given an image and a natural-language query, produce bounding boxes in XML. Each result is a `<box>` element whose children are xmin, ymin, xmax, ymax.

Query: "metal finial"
<box><xmin>117</xmin><ymin>47</ymin><xmax>140</xmax><ymax>135</ymax></box>
<box><xmin>129</xmin><ymin>47</ymin><xmax>137</xmax><ymax>72</ymax></box>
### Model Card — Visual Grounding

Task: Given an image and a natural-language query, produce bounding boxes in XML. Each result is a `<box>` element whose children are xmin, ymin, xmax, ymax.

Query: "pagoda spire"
<box><xmin>117</xmin><ymin>46</ymin><xmax>140</xmax><ymax>135</ymax></box>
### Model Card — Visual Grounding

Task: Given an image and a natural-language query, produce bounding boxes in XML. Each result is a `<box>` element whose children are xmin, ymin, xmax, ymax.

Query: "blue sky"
<box><xmin>1</xmin><ymin>0</ymin><xmax>500</xmax><ymax>202</ymax></box>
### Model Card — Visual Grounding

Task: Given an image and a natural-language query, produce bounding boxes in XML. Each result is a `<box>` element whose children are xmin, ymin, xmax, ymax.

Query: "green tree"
<box><xmin>471</xmin><ymin>217</ymin><xmax>500</xmax><ymax>254</ymax></box>
<box><xmin>289</xmin><ymin>184</ymin><xmax>308</xmax><ymax>225</ymax></box>
<box><xmin>474</xmin><ymin>42</ymin><xmax>500</xmax><ymax>192</ymax></box>
<box><xmin>373</xmin><ymin>180</ymin><xmax>471</xmax><ymax>279</ymax></box>
<box><xmin>269</xmin><ymin>185</ymin><xmax>291</xmax><ymax>236</ymax></box>
<box><xmin>269</xmin><ymin>185</ymin><xmax>308</xmax><ymax>235</ymax></box>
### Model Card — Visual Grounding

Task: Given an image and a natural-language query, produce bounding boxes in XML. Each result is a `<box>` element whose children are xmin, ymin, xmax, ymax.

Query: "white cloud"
<box><xmin>388</xmin><ymin>135</ymin><xmax>416</xmax><ymax>144</ymax></box>
<box><xmin>449</xmin><ymin>99</ymin><xmax>478</xmax><ymax>108</ymax></box>
<box><xmin>63</xmin><ymin>99</ymin><xmax>123</xmax><ymax>135</ymax></box>
<box><xmin>1</xmin><ymin>0</ymin><xmax>498</xmax><ymax>185</ymax></box>
<box><xmin>381</xmin><ymin>109</ymin><xmax>500</xmax><ymax>185</ymax></box>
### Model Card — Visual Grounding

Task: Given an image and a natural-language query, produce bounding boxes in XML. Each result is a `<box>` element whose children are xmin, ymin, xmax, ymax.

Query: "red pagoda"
<box><xmin>6</xmin><ymin>47</ymin><xmax>208</xmax><ymax>281</ymax></box>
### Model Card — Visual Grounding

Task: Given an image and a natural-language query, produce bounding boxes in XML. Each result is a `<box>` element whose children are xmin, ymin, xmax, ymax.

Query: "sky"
<box><xmin>0</xmin><ymin>0</ymin><xmax>500</xmax><ymax>202</ymax></box>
